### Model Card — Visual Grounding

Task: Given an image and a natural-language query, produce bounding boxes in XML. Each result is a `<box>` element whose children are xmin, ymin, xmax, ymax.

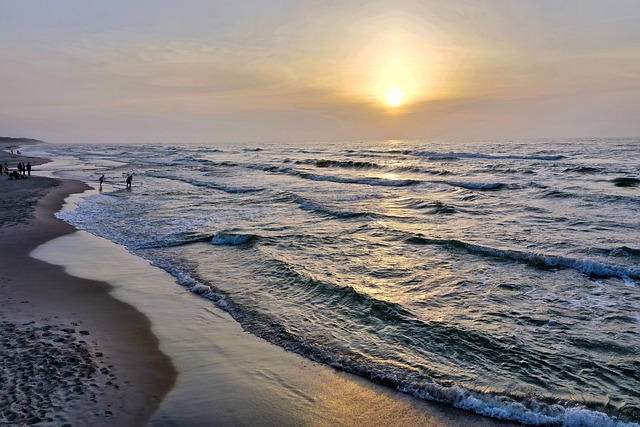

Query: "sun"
<box><xmin>384</xmin><ymin>85</ymin><xmax>404</xmax><ymax>107</ymax></box>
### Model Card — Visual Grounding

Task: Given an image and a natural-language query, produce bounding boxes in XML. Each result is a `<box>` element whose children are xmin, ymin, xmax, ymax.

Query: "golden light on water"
<box><xmin>382</xmin><ymin>172</ymin><xmax>398</xmax><ymax>180</ymax></box>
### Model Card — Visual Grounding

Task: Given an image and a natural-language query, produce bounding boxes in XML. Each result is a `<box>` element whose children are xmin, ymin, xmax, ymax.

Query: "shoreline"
<box><xmin>5</xmin><ymin>142</ymin><xmax>521</xmax><ymax>426</ymax></box>
<box><xmin>34</xmin><ymin>218</ymin><xmax>521</xmax><ymax>427</ymax></box>
<box><xmin>0</xmin><ymin>145</ymin><xmax>176</xmax><ymax>425</ymax></box>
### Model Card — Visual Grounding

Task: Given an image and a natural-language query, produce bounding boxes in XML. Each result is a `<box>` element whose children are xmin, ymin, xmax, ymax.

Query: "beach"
<box><xmin>0</xmin><ymin>144</ymin><xmax>176</xmax><ymax>426</ymax></box>
<box><xmin>0</xmin><ymin>142</ymin><xmax>526</xmax><ymax>426</ymax></box>
<box><xmin>3</xmin><ymin>2</ymin><xmax>639</xmax><ymax>425</ymax></box>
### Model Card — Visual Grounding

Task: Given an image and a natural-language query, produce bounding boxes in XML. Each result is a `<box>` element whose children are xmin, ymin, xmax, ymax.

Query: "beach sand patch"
<box><xmin>0</xmin><ymin>320</ymin><xmax>121</xmax><ymax>425</ymax></box>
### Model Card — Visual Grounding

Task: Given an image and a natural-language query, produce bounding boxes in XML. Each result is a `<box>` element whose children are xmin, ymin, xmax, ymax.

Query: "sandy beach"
<box><xmin>1</xmin><ymin>141</ymin><xmax>521</xmax><ymax>426</ymax></box>
<box><xmin>0</xmin><ymin>143</ymin><xmax>176</xmax><ymax>426</ymax></box>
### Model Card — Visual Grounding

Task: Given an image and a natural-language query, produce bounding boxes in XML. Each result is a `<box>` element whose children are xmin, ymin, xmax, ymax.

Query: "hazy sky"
<box><xmin>1</xmin><ymin>0</ymin><xmax>639</xmax><ymax>143</ymax></box>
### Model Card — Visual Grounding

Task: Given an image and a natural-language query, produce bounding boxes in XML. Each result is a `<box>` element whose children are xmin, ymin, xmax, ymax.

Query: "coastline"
<box><xmin>4</xmin><ymin>142</ymin><xmax>521</xmax><ymax>426</ymax></box>
<box><xmin>0</xmin><ymin>145</ymin><xmax>176</xmax><ymax>425</ymax></box>
<box><xmin>33</xmin><ymin>211</ymin><xmax>520</xmax><ymax>427</ymax></box>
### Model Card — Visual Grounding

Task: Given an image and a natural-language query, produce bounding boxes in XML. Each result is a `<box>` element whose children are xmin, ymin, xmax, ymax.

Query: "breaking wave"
<box><xmin>151</xmin><ymin>255</ymin><xmax>639</xmax><ymax>427</ymax></box>
<box><xmin>445</xmin><ymin>181</ymin><xmax>506</xmax><ymax>191</ymax></box>
<box><xmin>295</xmin><ymin>159</ymin><xmax>382</xmax><ymax>169</ymax></box>
<box><xmin>406</xmin><ymin>235</ymin><xmax>640</xmax><ymax>280</ymax></box>
<box><xmin>406</xmin><ymin>151</ymin><xmax>565</xmax><ymax>161</ymax></box>
<box><xmin>251</xmin><ymin>165</ymin><xmax>421</xmax><ymax>187</ymax></box>
<box><xmin>211</xmin><ymin>233</ymin><xmax>259</xmax><ymax>246</ymax></box>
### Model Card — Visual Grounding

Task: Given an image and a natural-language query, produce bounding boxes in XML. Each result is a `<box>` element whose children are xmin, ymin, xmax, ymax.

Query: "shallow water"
<box><xmin>34</xmin><ymin>138</ymin><xmax>640</xmax><ymax>425</ymax></box>
<box><xmin>34</xmin><ymin>231</ymin><xmax>511</xmax><ymax>427</ymax></box>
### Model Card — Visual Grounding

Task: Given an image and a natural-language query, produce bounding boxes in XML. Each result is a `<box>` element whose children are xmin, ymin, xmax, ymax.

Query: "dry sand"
<box><xmin>0</xmin><ymin>144</ymin><xmax>176</xmax><ymax>426</ymax></box>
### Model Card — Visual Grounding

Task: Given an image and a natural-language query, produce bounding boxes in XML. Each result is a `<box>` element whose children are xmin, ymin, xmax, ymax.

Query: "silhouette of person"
<box><xmin>26</xmin><ymin>162</ymin><xmax>31</xmax><ymax>176</ymax></box>
<box><xmin>126</xmin><ymin>174</ymin><xmax>133</xmax><ymax>188</ymax></box>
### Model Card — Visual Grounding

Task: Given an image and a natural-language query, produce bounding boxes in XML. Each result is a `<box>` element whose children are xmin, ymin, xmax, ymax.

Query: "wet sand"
<box><xmin>0</xmin><ymin>144</ymin><xmax>176</xmax><ymax>426</ymax></box>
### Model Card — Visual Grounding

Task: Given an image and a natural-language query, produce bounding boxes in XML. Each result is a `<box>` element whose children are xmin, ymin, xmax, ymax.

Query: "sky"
<box><xmin>1</xmin><ymin>0</ymin><xmax>639</xmax><ymax>144</ymax></box>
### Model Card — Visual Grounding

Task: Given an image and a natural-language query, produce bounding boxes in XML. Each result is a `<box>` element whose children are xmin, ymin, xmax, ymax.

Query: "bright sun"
<box><xmin>384</xmin><ymin>85</ymin><xmax>404</xmax><ymax>107</ymax></box>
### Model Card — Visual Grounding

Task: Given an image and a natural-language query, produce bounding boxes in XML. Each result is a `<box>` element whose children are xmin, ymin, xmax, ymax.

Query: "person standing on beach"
<box><xmin>26</xmin><ymin>162</ymin><xmax>31</xmax><ymax>176</ymax></box>
<box><xmin>126</xmin><ymin>174</ymin><xmax>133</xmax><ymax>188</ymax></box>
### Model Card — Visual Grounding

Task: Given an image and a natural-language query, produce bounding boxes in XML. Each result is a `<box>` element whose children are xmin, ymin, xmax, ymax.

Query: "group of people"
<box><xmin>5</xmin><ymin>157</ymin><xmax>135</xmax><ymax>188</ymax></box>
<box><xmin>3</xmin><ymin>161</ymin><xmax>31</xmax><ymax>180</ymax></box>
<box><xmin>98</xmin><ymin>173</ymin><xmax>133</xmax><ymax>190</ymax></box>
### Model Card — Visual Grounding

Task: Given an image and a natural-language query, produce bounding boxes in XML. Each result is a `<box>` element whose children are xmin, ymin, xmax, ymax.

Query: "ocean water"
<box><xmin>35</xmin><ymin>139</ymin><xmax>639</xmax><ymax>426</ymax></box>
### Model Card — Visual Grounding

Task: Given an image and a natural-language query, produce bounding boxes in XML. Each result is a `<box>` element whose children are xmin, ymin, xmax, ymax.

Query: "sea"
<box><xmin>29</xmin><ymin>138</ymin><xmax>640</xmax><ymax>426</ymax></box>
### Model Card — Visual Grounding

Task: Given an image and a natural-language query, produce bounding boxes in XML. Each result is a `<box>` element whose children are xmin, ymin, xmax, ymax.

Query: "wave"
<box><xmin>149</xmin><ymin>255</ymin><xmax>639</xmax><ymax>427</ymax></box>
<box><xmin>277</xmin><ymin>192</ymin><xmax>407</xmax><ymax>220</ymax></box>
<box><xmin>148</xmin><ymin>173</ymin><xmax>264</xmax><ymax>194</ymax></box>
<box><xmin>300</xmin><ymin>173</ymin><xmax>420</xmax><ymax>187</ymax></box>
<box><xmin>200</xmin><ymin>160</ymin><xmax>239</xmax><ymax>168</ymax></box>
<box><xmin>564</xmin><ymin>166</ymin><xmax>603</xmax><ymax>174</ymax></box>
<box><xmin>134</xmin><ymin>232</ymin><xmax>260</xmax><ymax>249</ymax></box>
<box><xmin>538</xmin><ymin>188</ymin><xmax>636</xmax><ymax>206</ymax></box>
<box><xmin>406</xmin><ymin>235</ymin><xmax>640</xmax><ymax>280</ymax></box>
<box><xmin>537</xmin><ymin>187</ymin><xmax>637</xmax><ymax>206</ymax></box>
<box><xmin>403</xmin><ymin>384</ymin><xmax>639</xmax><ymax>427</ymax></box>
<box><xmin>211</xmin><ymin>232</ymin><xmax>259</xmax><ymax>245</ymax></box>
<box><xmin>291</xmin><ymin>195</ymin><xmax>376</xmax><ymax>219</ymax></box>
<box><xmin>540</xmin><ymin>189</ymin><xmax>575</xmax><ymax>199</ymax></box>
<box><xmin>405</xmin><ymin>150</ymin><xmax>565</xmax><ymax>161</ymax></box>
<box><xmin>613</xmin><ymin>177</ymin><xmax>640</xmax><ymax>187</ymax></box>
<box><xmin>394</xmin><ymin>165</ymin><xmax>452</xmax><ymax>175</ymax></box>
<box><xmin>429</xmin><ymin>203</ymin><xmax>457</xmax><ymax>214</ymax></box>
<box><xmin>251</xmin><ymin>165</ymin><xmax>421</xmax><ymax>187</ymax></box>
<box><xmin>161</xmin><ymin>147</ymin><xmax>222</xmax><ymax>155</ymax></box>
<box><xmin>484</xmin><ymin>165</ymin><xmax>537</xmax><ymax>175</ymax></box>
<box><xmin>445</xmin><ymin>181</ymin><xmax>506</xmax><ymax>191</ymax></box>
<box><xmin>296</xmin><ymin>158</ymin><xmax>456</xmax><ymax>177</ymax></box>
<box><xmin>295</xmin><ymin>159</ymin><xmax>382</xmax><ymax>169</ymax></box>
<box><xmin>398</xmin><ymin>198</ymin><xmax>457</xmax><ymax>214</ymax></box>
<box><xmin>446</xmin><ymin>180</ymin><xmax>545</xmax><ymax>191</ymax></box>
<box><xmin>610</xmin><ymin>246</ymin><xmax>640</xmax><ymax>259</ymax></box>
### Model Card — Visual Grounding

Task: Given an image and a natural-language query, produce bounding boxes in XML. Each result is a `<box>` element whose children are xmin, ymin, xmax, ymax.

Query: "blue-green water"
<box><xmin>38</xmin><ymin>138</ymin><xmax>639</xmax><ymax>426</ymax></box>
